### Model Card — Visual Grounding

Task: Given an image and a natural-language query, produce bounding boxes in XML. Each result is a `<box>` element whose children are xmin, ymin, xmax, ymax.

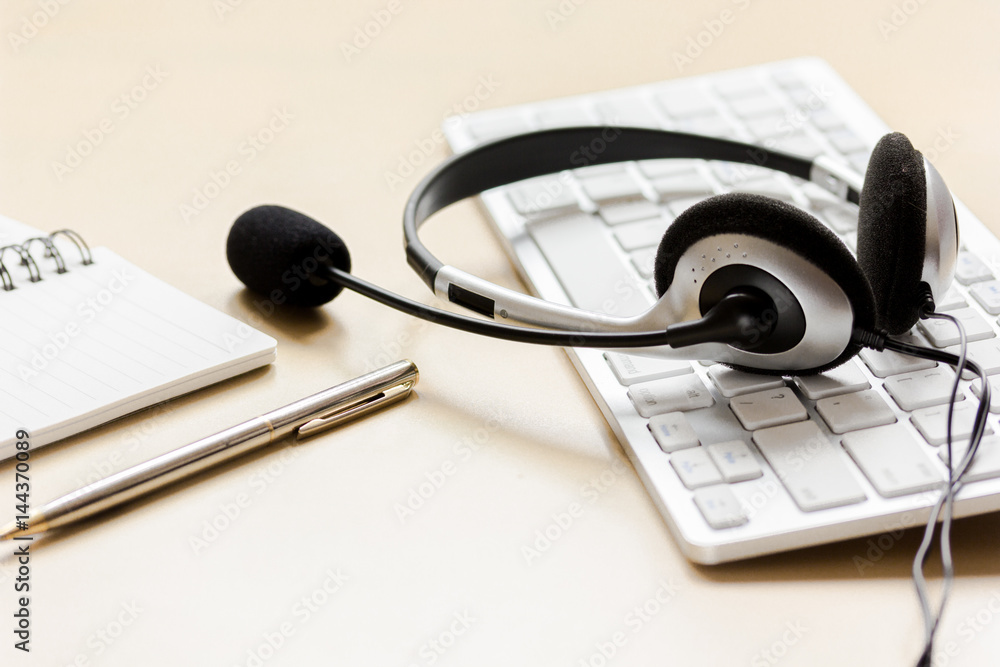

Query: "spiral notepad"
<box><xmin>0</xmin><ymin>214</ymin><xmax>276</xmax><ymax>460</ymax></box>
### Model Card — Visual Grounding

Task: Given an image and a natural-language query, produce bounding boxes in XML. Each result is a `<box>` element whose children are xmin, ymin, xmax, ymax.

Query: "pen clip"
<box><xmin>295</xmin><ymin>377</ymin><xmax>415</xmax><ymax>440</ymax></box>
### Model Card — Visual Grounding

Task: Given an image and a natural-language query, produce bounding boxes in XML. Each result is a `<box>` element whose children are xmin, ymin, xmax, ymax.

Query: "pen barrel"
<box><xmin>39</xmin><ymin>420</ymin><xmax>275</xmax><ymax>531</ymax></box>
<box><xmin>31</xmin><ymin>359</ymin><xmax>418</xmax><ymax>533</ymax></box>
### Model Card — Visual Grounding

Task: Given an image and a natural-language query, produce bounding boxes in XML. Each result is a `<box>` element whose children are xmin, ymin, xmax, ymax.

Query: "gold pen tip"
<box><xmin>0</xmin><ymin>522</ymin><xmax>17</xmax><ymax>541</ymax></box>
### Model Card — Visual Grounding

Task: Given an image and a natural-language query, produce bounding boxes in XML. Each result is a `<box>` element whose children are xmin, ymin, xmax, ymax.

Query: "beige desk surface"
<box><xmin>1</xmin><ymin>1</ymin><xmax>999</xmax><ymax>665</ymax></box>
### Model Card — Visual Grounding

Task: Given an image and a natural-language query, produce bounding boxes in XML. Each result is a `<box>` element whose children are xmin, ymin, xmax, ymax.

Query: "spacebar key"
<box><xmin>752</xmin><ymin>421</ymin><xmax>867</xmax><ymax>512</ymax></box>
<box><xmin>527</xmin><ymin>213</ymin><xmax>651</xmax><ymax>315</ymax></box>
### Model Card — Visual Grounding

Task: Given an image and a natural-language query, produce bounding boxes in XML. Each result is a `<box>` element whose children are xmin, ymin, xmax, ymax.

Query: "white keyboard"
<box><xmin>441</xmin><ymin>58</ymin><xmax>1000</xmax><ymax>564</ymax></box>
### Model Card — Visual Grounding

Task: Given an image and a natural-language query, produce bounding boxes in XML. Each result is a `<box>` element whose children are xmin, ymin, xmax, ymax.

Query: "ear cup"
<box><xmin>654</xmin><ymin>193</ymin><xmax>878</xmax><ymax>373</ymax></box>
<box><xmin>856</xmin><ymin>132</ymin><xmax>928</xmax><ymax>334</ymax></box>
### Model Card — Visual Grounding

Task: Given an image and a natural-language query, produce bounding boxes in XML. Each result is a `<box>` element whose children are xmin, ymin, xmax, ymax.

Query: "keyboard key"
<box><xmin>579</xmin><ymin>172</ymin><xmax>644</xmax><ymax>203</ymax></box>
<box><xmin>884</xmin><ymin>367</ymin><xmax>963</xmax><ymax>411</ymax></box>
<box><xmin>672</xmin><ymin>113</ymin><xmax>735</xmax><ymax>137</ymax></box>
<box><xmin>595</xmin><ymin>97</ymin><xmax>662</xmax><ymax>128</ymax></box>
<box><xmin>648</xmin><ymin>412</ymin><xmax>700</xmax><ymax>453</ymax></box>
<box><xmin>753</xmin><ymin>420</ymin><xmax>867</xmax><ymax>511</ymax></box>
<box><xmin>728</xmin><ymin>93</ymin><xmax>784</xmax><ymax>118</ymax></box>
<box><xmin>693</xmin><ymin>485</ymin><xmax>748</xmax><ymax>529</ymax></box>
<box><xmin>575</xmin><ymin>164</ymin><xmax>627</xmax><ymax>179</ymax></box>
<box><xmin>628</xmin><ymin>375</ymin><xmax>715</xmax><ymax>418</ymax></box>
<box><xmin>846</xmin><ymin>150</ymin><xmax>871</xmax><ymax>173</ymax></box>
<box><xmin>467</xmin><ymin>114</ymin><xmax>531</xmax><ymax>142</ymax></box>
<box><xmin>859</xmin><ymin>334</ymin><xmax>937</xmax><ymax>378</ymax></box>
<box><xmin>918</xmin><ymin>308</ymin><xmax>996</xmax><ymax>347</ymax></box>
<box><xmin>656</xmin><ymin>87</ymin><xmax>715</xmax><ymax>118</ymax></box>
<box><xmin>787</xmin><ymin>86</ymin><xmax>830</xmax><ymax>108</ymax></box>
<box><xmin>630</xmin><ymin>248</ymin><xmax>657</xmax><ymax>279</ymax></box>
<box><xmin>713</xmin><ymin>76</ymin><xmax>764</xmax><ymax>98</ymax></box>
<box><xmin>793</xmin><ymin>359</ymin><xmax>870</xmax><ymax>399</ymax></box>
<box><xmin>706</xmin><ymin>440</ymin><xmax>763</xmax><ymax>482</ymax></box>
<box><xmin>605</xmin><ymin>352</ymin><xmax>693</xmax><ymax>385</ymax></box>
<box><xmin>941</xmin><ymin>436</ymin><xmax>1000</xmax><ymax>482</ymax></box>
<box><xmin>599</xmin><ymin>199</ymin><xmax>665</xmax><ymax>226</ymax></box>
<box><xmin>935</xmin><ymin>285</ymin><xmax>967</xmax><ymax>311</ymax></box>
<box><xmin>970</xmin><ymin>375</ymin><xmax>1000</xmax><ymax>412</ymax></box>
<box><xmin>507</xmin><ymin>176</ymin><xmax>579</xmax><ymax>217</ymax></box>
<box><xmin>528</xmin><ymin>213</ymin><xmax>651</xmax><ymax>316</ymax></box>
<box><xmin>808</xmin><ymin>107</ymin><xmax>845</xmax><ymax>131</ymax></box>
<box><xmin>816</xmin><ymin>390</ymin><xmax>897</xmax><ymax>434</ymax></box>
<box><xmin>842</xmin><ymin>424</ymin><xmax>944</xmax><ymax>497</ymax></box>
<box><xmin>710</xmin><ymin>161</ymin><xmax>768</xmax><ymax>185</ymax></box>
<box><xmin>955</xmin><ymin>251</ymin><xmax>994</xmax><ymax>285</ymax></box>
<box><xmin>536</xmin><ymin>104</ymin><xmax>595</xmax><ymax>128</ymax></box>
<box><xmin>670</xmin><ymin>447</ymin><xmax>723</xmax><ymax>489</ymax></box>
<box><xmin>824</xmin><ymin>128</ymin><xmax>867</xmax><ymax>155</ymax></box>
<box><xmin>769</xmin><ymin>68</ymin><xmax>803</xmax><ymax>89</ymax></box>
<box><xmin>945</xmin><ymin>337</ymin><xmax>1000</xmax><ymax>377</ymax></box>
<box><xmin>971</xmin><ymin>280</ymin><xmax>1000</xmax><ymax>315</ymax></box>
<box><xmin>799</xmin><ymin>181</ymin><xmax>843</xmax><ymax>208</ymax></box>
<box><xmin>638</xmin><ymin>158</ymin><xmax>701</xmax><ymax>179</ymax></box>
<box><xmin>763</xmin><ymin>131</ymin><xmax>826</xmax><ymax>159</ymax></box>
<box><xmin>744</xmin><ymin>116</ymin><xmax>787</xmax><ymax>139</ymax></box>
<box><xmin>819</xmin><ymin>204</ymin><xmax>859</xmax><ymax>233</ymax></box>
<box><xmin>613</xmin><ymin>216</ymin><xmax>671</xmax><ymax>251</ymax></box>
<box><xmin>729</xmin><ymin>388</ymin><xmax>807</xmax><ymax>430</ymax></box>
<box><xmin>707</xmin><ymin>365</ymin><xmax>785</xmax><ymax>398</ymax></box>
<box><xmin>650</xmin><ymin>172</ymin><xmax>716</xmax><ymax>200</ymax></box>
<box><xmin>911</xmin><ymin>401</ymin><xmax>992</xmax><ymax>446</ymax></box>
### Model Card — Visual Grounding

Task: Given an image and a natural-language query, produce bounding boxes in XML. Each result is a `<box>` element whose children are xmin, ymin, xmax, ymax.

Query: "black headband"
<box><xmin>403</xmin><ymin>126</ymin><xmax>859</xmax><ymax>289</ymax></box>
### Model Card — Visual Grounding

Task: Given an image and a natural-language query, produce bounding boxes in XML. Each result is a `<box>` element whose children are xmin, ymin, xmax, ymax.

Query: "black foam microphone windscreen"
<box><xmin>227</xmin><ymin>205</ymin><xmax>352</xmax><ymax>307</ymax></box>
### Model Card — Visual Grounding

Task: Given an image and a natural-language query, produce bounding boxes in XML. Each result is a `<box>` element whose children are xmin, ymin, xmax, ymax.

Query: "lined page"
<box><xmin>0</xmin><ymin>235</ymin><xmax>276</xmax><ymax>459</ymax></box>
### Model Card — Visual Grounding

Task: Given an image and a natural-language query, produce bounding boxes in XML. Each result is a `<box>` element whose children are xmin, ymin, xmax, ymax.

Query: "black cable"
<box><xmin>880</xmin><ymin>326</ymin><xmax>991</xmax><ymax>666</ymax></box>
<box><xmin>327</xmin><ymin>266</ymin><xmax>775</xmax><ymax>350</ymax></box>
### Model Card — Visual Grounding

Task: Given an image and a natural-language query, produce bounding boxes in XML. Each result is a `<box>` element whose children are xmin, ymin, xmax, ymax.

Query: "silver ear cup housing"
<box><xmin>921</xmin><ymin>158</ymin><xmax>959</xmax><ymax>302</ymax></box>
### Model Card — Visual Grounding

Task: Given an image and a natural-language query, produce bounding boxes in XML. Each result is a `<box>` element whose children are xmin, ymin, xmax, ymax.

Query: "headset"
<box><xmin>226</xmin><ymin>126</ymin><xmax>983</xmax><ymax>666</ymax></box>
<box><xmin>228</xmin><ymin>127</ymin><xmax>957</xmax><ymax>376</ymax></box>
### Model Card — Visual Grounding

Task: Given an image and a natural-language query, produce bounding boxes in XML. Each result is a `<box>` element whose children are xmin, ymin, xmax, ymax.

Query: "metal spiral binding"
<box><xmin>0</xmin><ymin>228</ymin><xmax>94</xmax><ymax>291</ymax></box>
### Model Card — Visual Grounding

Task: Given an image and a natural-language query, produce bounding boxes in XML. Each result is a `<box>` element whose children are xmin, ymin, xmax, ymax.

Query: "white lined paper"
<box><xmin>0</xmin><ymin>216</ymin><xmax>276</xmax><ymax>459</ymax></box>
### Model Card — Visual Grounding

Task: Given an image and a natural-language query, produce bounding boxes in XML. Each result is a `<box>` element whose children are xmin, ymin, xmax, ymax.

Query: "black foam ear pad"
<box><xmin>654</xmin><ymin>193</ymin><xmax>877</xmax><ymax>374</ymax></box>
<box><xmin>856</xmin><ymin>133</ymin><xmax>928</xmax><ymax>335</ymax></box>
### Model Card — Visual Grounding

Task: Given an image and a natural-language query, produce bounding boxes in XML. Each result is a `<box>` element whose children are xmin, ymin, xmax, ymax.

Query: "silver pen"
<box><xmin>0</xmin><ymin>359</ymin><xmax>418</xmax><ymax>540</ymax></box>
